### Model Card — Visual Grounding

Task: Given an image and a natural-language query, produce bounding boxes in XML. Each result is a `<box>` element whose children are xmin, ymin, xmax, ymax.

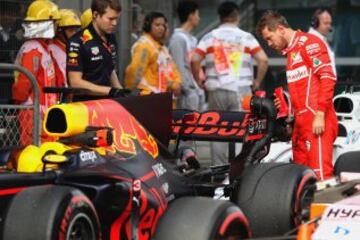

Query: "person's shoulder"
<box><xmin>298</xmin><ymin>32</ymin><xmax>327</xmax><ymax>55</ymax></box>
<box><xmin>70</xmin><ymin>29</ymin><xmax>83</xmax><ymax>42</ymax></box>
<box><xmin>299</xmin><ymin>32</ymin><xmax>326</xmax><ymax>48</ymax></box>
<box><xmin>199</xmin><ymin>31</ymin><xmax>214</xmax><ymax>42</ymax></box>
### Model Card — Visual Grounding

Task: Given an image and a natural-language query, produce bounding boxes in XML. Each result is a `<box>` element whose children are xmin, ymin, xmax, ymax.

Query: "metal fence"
<box><xmin>0</xmin><ymin>63</ymin><xmax>40</xmax><ymax>150</ymax></box>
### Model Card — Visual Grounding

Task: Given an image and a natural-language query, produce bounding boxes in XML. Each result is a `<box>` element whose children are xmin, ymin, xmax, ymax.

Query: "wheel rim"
<box><xmin>66</xmin><ymin>213</ymin><xmax>96</xmax><ymax>240</ymax></box>
<box><xmin>293</xmin><ymin>173</ymin><xmax>316</xmax><ymax>225</ymax></box>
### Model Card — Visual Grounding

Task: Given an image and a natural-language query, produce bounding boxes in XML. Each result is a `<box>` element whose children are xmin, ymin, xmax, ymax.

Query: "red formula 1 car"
<box><xmin>0</xmin><ymin>91</ymin><xmax>316</xmax><ymax>240</ymax></box>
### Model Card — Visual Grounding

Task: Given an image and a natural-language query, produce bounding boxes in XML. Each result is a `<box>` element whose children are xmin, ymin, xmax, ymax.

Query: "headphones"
<box><xmin>142</xmin><ymin>12</ymin><xmax>167</xmax><ymax>33</ymax></box>
<box><xmin>310</xmin><ymin>7</ymin><xmax>332</xmax><ymax>29</ymax></box>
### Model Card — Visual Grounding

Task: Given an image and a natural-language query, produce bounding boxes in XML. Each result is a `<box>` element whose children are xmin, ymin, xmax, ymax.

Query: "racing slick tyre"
<box><xmin>334</xmin><ymin>151</ymin><xmax>360</xmax><ymax>176</ymax></box>
<box><xmin>3</xmin><ymin>185</ymin><xmax>101</xmax><ymax>240</ymax></box>
<box><xmin>231</xmin><ymin>163</ymin><xmax>317</xmax><ymax>237</ymax></box>
<box><xmin>154</xmin><ymin>196</ymin><xmax>251</xmax><ymax>240</ymax></box>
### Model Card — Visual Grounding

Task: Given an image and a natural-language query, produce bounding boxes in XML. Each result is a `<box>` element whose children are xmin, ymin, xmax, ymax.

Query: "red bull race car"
<box><xmin>0</xmin><ymin>81</ymin><xmax>317</xmax><ymax>239</ymax></box>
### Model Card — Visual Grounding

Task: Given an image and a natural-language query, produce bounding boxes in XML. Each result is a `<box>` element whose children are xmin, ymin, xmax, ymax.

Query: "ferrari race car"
<box><xmin>0</xmin><ymin>88</ymin><xmax>317</xmax><ymax>239</ymax></box>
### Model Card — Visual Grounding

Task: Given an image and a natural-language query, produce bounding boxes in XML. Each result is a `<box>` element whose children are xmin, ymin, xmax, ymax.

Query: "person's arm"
<box><xmin>304</xmin><ymin>38</ymin><xmax>336</xmax><ymax>135</ymax></box>
<box><xmin>12</xmin><ymin>50</ymin><xmax>41</xmax><ymax>103</ymax></box>
<box><xmin>66</xmin><ymin>35</ymin><xmax>116</xmax><ymax>96</ymax></box>
<box><xmin>67</xmin><ymin>71</ymin><xmax>111</xmax><ymax>95</ymax></box>
<box><xmin>169</xmin><ymin>35</ymin><xmax>191</xmax><ymax>91</ymax></box>
<box><xmin>110</xmin><ymin>70</ymin><xmax>122</xmax><ymax>88</ymax></box>
<box><xmin>247</xmin><ymin>34</ymin><xmax>269</xmax><ymax>90</ymax></box>
<box><xmin>169</xmin><ymin>59</ymin><xmax>182</xmax><ymax>96</ymax></box>
<box><xmin>253</xmin><ymin>50</ymin><xmax>268</xmax><ymax>90</ymax></box>
<box><xmin>124</xmin><ymin>43</ymin><xmax>150</xmax><ymax>90</ymax></box>
<box><xmin>190</xmin><ymin>53</ymin><xmax>204</xmax><ymax>88</ymax></box>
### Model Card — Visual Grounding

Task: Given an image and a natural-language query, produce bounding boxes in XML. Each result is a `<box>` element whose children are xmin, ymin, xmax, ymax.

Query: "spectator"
<box><xmin>125</xmin><ymin>12</ymin><xmax>181</xmax><ymax>96</ymax></box>
<box><xmin>49</xmin><ymin>9</ymin><xmax>81</xmax><ymax>87</ymax></box>
<box><xmin>256</xmin><ymin>10</ymin><xmax>338</xmax><ymax>180</ymax></box>
<box><xmin>169</xmin><ymin>0</ymin><xmax>204</xmax><ymax>111</ymax></box>
<box><xmin>67</xmin><ymin>0</ymin><xmax>123</xmax><ymax>102</ymax></box>
<box><xmin>191</xmin><ymin>1</ymin><xmax>268</xmax><ymax>165</ymax></box>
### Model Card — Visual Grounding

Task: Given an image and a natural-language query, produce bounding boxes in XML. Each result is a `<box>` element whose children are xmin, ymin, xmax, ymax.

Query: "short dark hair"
<box><xmin>143</xmin><ymin>12</ymin><xmax>167</xmax><ymax>33</ymax></box>
<box><xmin>217</xmin><ymin>1</ymin><xmax>240</xmax><ymax>22</ymax></box>
<box><xmin>91</xmin><ymin>0</ymin><xmax>121</xmax><ymax>16</ymax></box>
<box><xmin>256</xmin><ymin>10</ymin><xmax>290</xmax><ymax>38</ymax></box>
<box><xmin>177</xmin><ymin>1</ymin><xmax>199</xmax><ymax>24</ymax></box>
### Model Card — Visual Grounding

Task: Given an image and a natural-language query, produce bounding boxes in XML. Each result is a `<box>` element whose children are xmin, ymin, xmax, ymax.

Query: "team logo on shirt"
<box><xmin>313</xmin><ymin>58</ymin><xmax>322</xmax><ymax>67</ymax></box>
<box><xmin>286</xmin><ymin>66</ymin><xmax>309</xmax><ymax>83</ymax></box>
<box><xmin>68</xmin><ymin>58</ymin><xmax>78</xmax><ymax>66</ymax></box>
<box><xmin>306</xmin><ymin>43</ymin><xmax>320</xmax><ymax>55</ymax></box>
<box><xmin>68</xmin><ymin>52</ymin><xmax>78</xmax><ymax>58</ymax></box>
<box><xmin>91</xmin><ymin>46</ymin><xmax>99</xmax><ymax>55</ymax></box>
<box><xmin>82</xmin><ymin>29</ymin><xmax>93</xmax><ymax>43</ymax></box>
<box><xmin>291</xmin><ymin>52</ymin><xmax>303</xmax><ymax>66</ymax></box>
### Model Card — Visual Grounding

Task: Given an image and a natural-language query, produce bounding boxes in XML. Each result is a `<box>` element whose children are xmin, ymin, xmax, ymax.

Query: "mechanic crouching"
<box><xmin>256</xmin><ymin>11</ymin><xmax>338</xmax><ymax>180</ymax></box>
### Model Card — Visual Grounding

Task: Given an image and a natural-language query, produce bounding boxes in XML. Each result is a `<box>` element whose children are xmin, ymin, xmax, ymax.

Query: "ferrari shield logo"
<box><xmin>91</xmin><ymin>46</ymin><xmax>99</xmax><ymax>55</ymax></box>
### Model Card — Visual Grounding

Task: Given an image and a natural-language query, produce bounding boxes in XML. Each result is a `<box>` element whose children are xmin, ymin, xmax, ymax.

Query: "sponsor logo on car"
<box><xmin>79</xmin><ymin>150</ymin><xmax>97</xmax><ymax>162</ymax></box>
<box><xmin>152</xmin><ymin>163</ymin><xmax>167</xmax><ymax>178</ymax></box>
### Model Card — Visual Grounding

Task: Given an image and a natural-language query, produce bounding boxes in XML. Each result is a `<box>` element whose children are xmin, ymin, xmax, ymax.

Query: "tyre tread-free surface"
<box><xmin>232</xmin><ymin>163</ymin><xmax>316</xmax><ymax>237</ymax></box>
<box><xmin>3</xmin><ymin>185</ymin><xmax>100</xmax><ymax>240</ymax></box>
<box><xmin>155</xmin><ymin>196</ymin><xmax>250</xmax><ymax>240</ymax></box>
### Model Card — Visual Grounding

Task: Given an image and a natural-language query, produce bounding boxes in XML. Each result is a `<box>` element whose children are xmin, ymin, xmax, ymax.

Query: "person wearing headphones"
<box><xmin>66</xmin><ymin>0</ymin><xmax>123</xmax><ymax>101</ymax></box>
<box><xmin>12</xmin><ymin>0</ymin><xmax>60</xmax><ymax>145</ymax></box>
<box><xmin>49</xmin><ymin>9</ymin><xmax>81</xmax><ymax>87</ymax></box>
<box><xmin>124</xmin><ymin>12</ymin><xmax>181</xmax><ymax>96</ymax></box>
<box><xmin>308</xmin><ymin>8</ymin><xmax>336</xmax><ymax>74</ymax></box>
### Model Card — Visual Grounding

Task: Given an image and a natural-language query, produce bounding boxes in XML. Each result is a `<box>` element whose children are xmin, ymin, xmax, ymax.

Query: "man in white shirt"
<box><xmin>308</xmin><ymin>7</ymin><xmax>336</xmax><ymax>74</ymax></box>
<box><xmin>191</xmin><ymin>1</ymin><xmax>268</xmax><ymax>165</ymax></box>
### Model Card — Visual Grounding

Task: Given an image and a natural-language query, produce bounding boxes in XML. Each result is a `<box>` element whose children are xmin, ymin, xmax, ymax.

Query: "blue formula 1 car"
<box><xmin>0</xmin><ymin>92</ymin><xmax>317</xmax><ymax>240</ymax></box>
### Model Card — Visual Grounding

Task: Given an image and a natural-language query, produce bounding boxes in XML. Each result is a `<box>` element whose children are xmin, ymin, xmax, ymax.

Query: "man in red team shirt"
<box><xmin>256</xmin><ymin>11</ymin><xmax>338</xmax><ymax>180</ymax></box>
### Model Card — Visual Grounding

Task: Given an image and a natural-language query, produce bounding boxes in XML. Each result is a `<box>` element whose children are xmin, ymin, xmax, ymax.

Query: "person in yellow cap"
<box><xmin>12</xmin><ymin>0</ymin><xmax>60</xmax><ymax>145</ymax></box>
<box><xmin>80</xmin><ymin>8</ymin><xmax>92</xmax><ymax>29</ymax></box>
<box><xmin>49</xmin><ymin>9</ymin><xmax>81</xmax><ymax>87</ymax></box>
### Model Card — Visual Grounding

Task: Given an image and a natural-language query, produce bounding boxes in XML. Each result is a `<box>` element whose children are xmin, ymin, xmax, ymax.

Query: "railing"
<box><xmin>0</xmin><ymin>63</ymin><xmax>40</xmax><ymax>148</ymax></box>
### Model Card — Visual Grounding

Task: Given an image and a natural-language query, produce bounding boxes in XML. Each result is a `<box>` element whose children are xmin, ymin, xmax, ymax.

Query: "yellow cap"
<box><xmin>58</xmin><ymin>9</ymin><xmax>81</xmax><ymax>27</ymax></box>
<box><xmin>25</xmin><ymin>0</ymin><xmax>60</xmax><ymax>21</ymax></box>
<box><xmin>80</xmin><ymin>8</ymin><xmax>92</xmax><ymax>29</ymax></box>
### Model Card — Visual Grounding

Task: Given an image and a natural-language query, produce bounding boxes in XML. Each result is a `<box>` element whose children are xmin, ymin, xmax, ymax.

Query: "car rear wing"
<box><xmin>171</xmin><ymin>110</ymin><xmax>267</xmax><ymax>143</ymax></box>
